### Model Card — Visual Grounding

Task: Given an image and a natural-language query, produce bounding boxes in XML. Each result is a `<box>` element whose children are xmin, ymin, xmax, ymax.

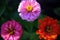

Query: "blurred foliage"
<box><xmin>54</xmin><ymin>7</ymin><xmax>60</xmax><ymax>16</ymax></box>
<box><xmin>0</xmin><ymin>0</ymin><xmax>60</xmax><ymax>40</ymax></box>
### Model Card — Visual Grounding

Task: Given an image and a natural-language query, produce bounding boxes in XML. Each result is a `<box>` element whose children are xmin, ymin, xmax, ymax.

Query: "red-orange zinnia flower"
<box><xmin>36</xmin><ymin>16</ymin><xmax>60</xmax><ymax>40</ymax></box>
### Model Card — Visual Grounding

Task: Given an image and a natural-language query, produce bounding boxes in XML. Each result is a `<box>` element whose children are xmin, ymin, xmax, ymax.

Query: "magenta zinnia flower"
<box><xmin>18</xmin><ymin>0</ymin><xmax>41</xmax><ymax>21</ymax></box>
<box><xmin>1</xmin><ymin>20</ymin><xmax>23</xmax><ymax>40</ymax></box>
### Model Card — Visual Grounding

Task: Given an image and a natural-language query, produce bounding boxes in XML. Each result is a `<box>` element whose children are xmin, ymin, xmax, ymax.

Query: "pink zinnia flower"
<box><xmin>1</xmin><ymin>20</ymin><xmax>23</xmax><ymax>40</ymax></box>
<box><xmin>18</xmin><ymin>0</ymin><xmax>41</xmax><ymax>21</ymax></box>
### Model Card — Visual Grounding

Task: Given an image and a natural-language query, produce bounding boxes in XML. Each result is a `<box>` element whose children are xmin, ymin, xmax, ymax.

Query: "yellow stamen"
<box><xmin>46</xmin><ymin>26</ymin><xmax>52</xmax><ymax>33</ymax></box>
<box><xmin>26</xmin><ymin>5</ymin><xmax>32</xmax><ymax>12</ymax></box>
<box><xmin>9</xmin><ymin>31</ymin><xmax>14</xmax><ymax>35</ymax></box>
<box><xmin>8</xmin><ymin>28</ymin><xmax>14</xmax><ymax>35</ymax></box>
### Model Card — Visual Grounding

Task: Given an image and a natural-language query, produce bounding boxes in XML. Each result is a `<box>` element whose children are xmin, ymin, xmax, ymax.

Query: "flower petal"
<box><xmin>8</xmin><ymin>35</ymin><xmax>13</xmax><ymax>40</ymax></box>
<box><xmin>1</xmin><ymin>34</ymin><xmax>10</xmax><ymax>40</ymax></box>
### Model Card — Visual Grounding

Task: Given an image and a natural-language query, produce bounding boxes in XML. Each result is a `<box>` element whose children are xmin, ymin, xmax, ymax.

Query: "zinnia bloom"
<box><xmin>18</xmin><ymin>0</ymin><xmax>41</xmax><ymax>21</ymax></box>
<box><xmin>36</xmin><ymin>16</ymin><xmax>60</xmax><ymax>40</ymax></box>
<box><xmin>1</xmin><ymin>20</ymin><xmax>23</xmax><ymax>40</ymax></box>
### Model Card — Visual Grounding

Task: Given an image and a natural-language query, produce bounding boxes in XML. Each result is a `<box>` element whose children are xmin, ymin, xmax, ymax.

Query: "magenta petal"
<box><xmin>13</xmin><ymin>30</ymin><xmax>22</xmax><ymax>40</ymax></box>
<box><xmin>15</xmin><ymin>22</ymin><xmax>22</xmax><ymax>32</ymax></box>
<box><xmin>14</xmin><ymin>31</ymin><xmax>20</xmax><ymax>36</ymax></box>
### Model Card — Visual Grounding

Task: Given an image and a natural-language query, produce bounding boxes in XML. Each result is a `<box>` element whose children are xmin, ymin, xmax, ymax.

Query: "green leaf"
<box><xmin>20</xmin><ymin>31</ymin><xmax>39</xmax><ymax>40</ymax></box>
<box><xmin>20</xmin><ymin>31</ymin><xmax>30</xmax><ymax>40</ymax></box>
<box><xmin>30</xmin><ymin>33</ymin><xmax>39</xmax><ymax>40</ymax></box>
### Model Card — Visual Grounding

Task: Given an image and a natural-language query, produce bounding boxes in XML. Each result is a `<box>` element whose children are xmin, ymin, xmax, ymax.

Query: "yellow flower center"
<box><xmin>47</xmin><ymin>27</ymin><xmax>52</xmax><ymax>32</ymax></box>
<box><xmin>9</xmin><ymin>29</ymin><xmax>14</xmax><ymax>35</ymax></box>
<box><xmin>26</xmin><ymin>5</ymin><xmax>32</xmax><ymax>12</ymax></box>
<box><xmin>8</xmin><ymin>27</ymin><xmax>14</xmax><ymax>35</ymax></box>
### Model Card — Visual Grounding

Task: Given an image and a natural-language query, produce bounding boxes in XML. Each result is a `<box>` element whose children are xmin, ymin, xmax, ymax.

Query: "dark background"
<box><xmin>0</xmin><ymin>0</ymin><xmax>60</xmax><ymax>40</ymax></box>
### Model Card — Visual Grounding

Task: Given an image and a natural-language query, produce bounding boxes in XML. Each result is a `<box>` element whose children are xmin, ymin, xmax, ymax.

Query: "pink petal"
<box><xmin>32</xmin><ymin>6</ymin><xmax>40</xmax><ymax>12</ymax></box>
<box><xmin>14</xmin><ymin>36</ymin><xmax>20</xmax><ymax>40</ymax></box>
<box><xmin>1</xmin><ymin>34</ymin><xmax>10</xmax><ymax>40</ymax></box>
<box><xmin>18</xmin><ymin>1</ymin><xmax>27</xmax><ymax>13</ymax></box>
<box><xmin>31</xmin><ymin>1</ymin><xmax>38</xmax><ymax>7</ymax></box>
<box><xmin>23</xmin><ymin>0</ymin><xmax>36</xmax><ymax>3</ymax></box>
<box><xmin>8</xmin><ymin>35</ymin><xmax>13</xmax><ymax>40</ymax></box>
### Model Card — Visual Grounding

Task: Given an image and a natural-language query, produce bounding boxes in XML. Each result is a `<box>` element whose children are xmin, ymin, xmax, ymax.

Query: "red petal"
<box><xmin>38</xmin><ymin>19</ymin><xmax>43</xmax><ymax>24</ymax></box>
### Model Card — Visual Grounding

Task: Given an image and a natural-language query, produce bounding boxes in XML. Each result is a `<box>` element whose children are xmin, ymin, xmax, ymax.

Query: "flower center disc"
<box><xmin>9</xmin><ymin>29</ymin><xmax>14</xmax><ymax>35</ymax></box>
<box><xmin>26</xmin><ymin>5</ymin><xmax>32</xmax><ymax>12</ymax></box>
<box><xmin>8</xmin><ymin>27</ymin><xmax>14</xmax><ymax>35</ymax></box>
<box><xmin>45</xmin><ymin>26</ymin><xmax>52</xmax><ymax>33</ymax></box>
